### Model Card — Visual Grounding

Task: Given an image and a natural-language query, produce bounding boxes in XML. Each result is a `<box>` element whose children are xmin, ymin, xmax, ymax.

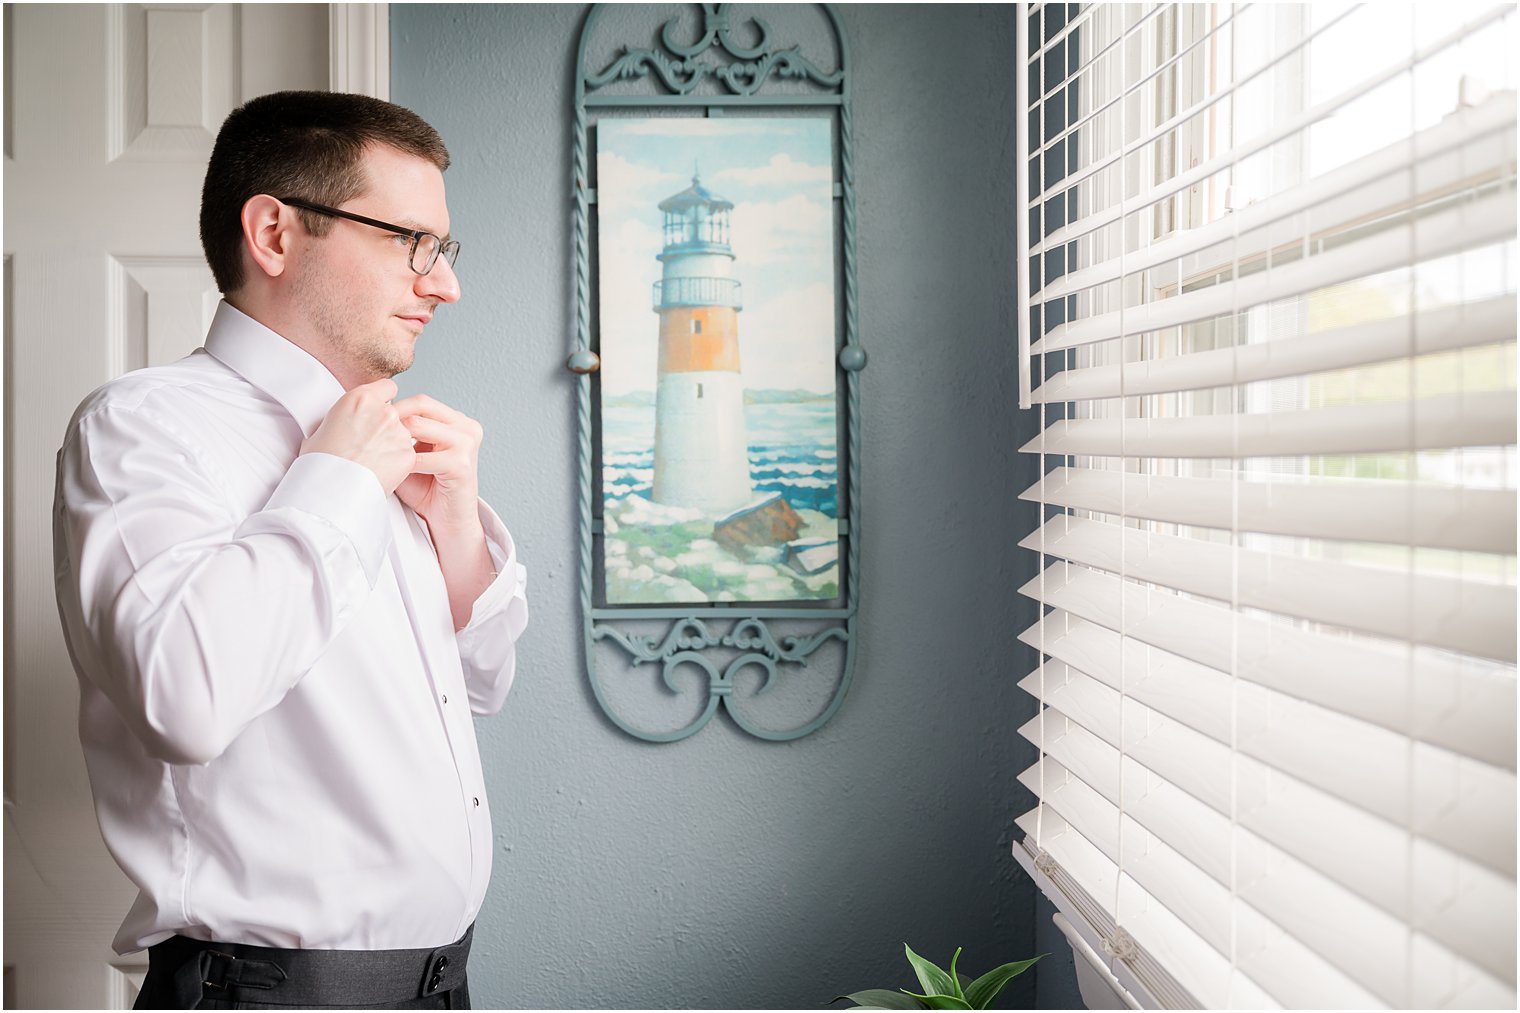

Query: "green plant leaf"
<box><xmin>904</xmin><ymin>943</ymin><xmax>960</xmax><ymax>999</ymax></box>
<box><xmin>948</xmin><ymin>948</ymin><xmax>963</xmax><ymax>998</ymax></box>
<box><xmin>964</xmin><ymin>955</ymin><xmax>1047</xmax><ymax>1010</ymax></box>
<box><xmin>900</xmin><ymin>989</ymin><xmax>973</xmax><ymax>1010</ymax></box>
<box><xmin>832</xmin><ymin>989</ymin><xmax>927</xmax><ymax>1009</ymax></box>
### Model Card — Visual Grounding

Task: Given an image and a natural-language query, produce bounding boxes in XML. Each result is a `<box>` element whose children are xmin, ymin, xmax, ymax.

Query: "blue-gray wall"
<box><xmin>392</xmin><ymin>5</ymin><xmax>1073</xmax><ymax>1008</ymax></box>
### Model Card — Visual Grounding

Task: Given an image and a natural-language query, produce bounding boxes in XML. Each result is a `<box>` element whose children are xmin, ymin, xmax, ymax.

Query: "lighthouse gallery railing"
<box><xmin>652</xmin><ymin>276</ymin><xmax>743</xmax><ymax>311</ymax></box>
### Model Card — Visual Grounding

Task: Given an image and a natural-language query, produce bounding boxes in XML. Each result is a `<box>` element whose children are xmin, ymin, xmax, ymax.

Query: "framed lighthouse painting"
<box><xmin>573</xmin><ymin>3</ymin><xmax>859</xmax><ymax>743</ymax></box>
<box><xmin>596</xmin><ymin>117</ymin><xmax>838</xmax><ymax>605</ymax></box>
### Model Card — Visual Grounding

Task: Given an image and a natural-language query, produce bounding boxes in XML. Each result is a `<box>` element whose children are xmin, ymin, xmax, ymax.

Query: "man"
<box><xmin>52</xmin><ymin>91</ymin><xmax>527</xmax><ymax>1009</ymax></box>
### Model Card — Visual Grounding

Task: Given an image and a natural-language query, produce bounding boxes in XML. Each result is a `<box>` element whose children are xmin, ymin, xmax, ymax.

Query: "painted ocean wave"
<box><xmin>747</xmin><ymin>447</ymin><xmax>837</xmax><ymax>465</ymax></box>
<box><xmin>603</xmin><ymin>456</ymin><xmax>837</xmax><ymax>478</ymax></box>
<box><xmin>749</xmin><ymin>460</ymin><xmax>835</xmax><ymax>476</ymax></box>
<box><xmin>750</xmin><ymin>469</ymin><xmax>833</xmax><ymax>485</ymax></box>
<box><xmin>602</xmin><ymin>399</ymin><xmax>838</xmax><ymax>517</ymax></box>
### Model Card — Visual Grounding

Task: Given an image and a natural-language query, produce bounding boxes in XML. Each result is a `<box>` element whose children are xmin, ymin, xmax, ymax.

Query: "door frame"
<box><xmin>331</xmin><ymin>3</ymin><xmax>390</xmax><ymax>100</ymax></box>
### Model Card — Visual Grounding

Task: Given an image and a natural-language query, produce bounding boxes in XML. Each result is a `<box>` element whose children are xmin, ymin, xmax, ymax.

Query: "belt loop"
<box><xmin>226</xmin><ymin>955</ymin><xmax>288</xmax><ymax>991</ymax></box>
<box><xmin>170</xmin><ymin>950</ymin><xmax>215</xmax><ymax>1008</ymax></box>
<box><xmin>172</xmin><ymin>948</ymin><xmax>286</xmax><ymax>1004</ymax></box>
<box><xmin>203</xmin><ymin>950</ymin><xmax>239</xmax><ymax>991</ymax></box>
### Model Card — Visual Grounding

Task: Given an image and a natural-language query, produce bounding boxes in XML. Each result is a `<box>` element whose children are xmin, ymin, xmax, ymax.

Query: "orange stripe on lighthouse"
<box><xmin>659</xmin><ymin>307</ymin><xmax>740</xmax><ymax>373</ymax></box>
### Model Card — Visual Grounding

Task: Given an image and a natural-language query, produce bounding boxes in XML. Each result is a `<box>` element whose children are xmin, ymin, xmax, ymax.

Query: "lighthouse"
<box><xmin>650</xmin><ymin>173</ymin><xmax>752</xmax><ymax>511</ymax></box>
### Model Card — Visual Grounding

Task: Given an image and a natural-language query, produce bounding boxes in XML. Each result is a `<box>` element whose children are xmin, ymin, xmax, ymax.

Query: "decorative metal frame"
<box><xmin>570</xmin><ymin>3</ymin><xmax>862</xmax><ymax>742</ymax></box>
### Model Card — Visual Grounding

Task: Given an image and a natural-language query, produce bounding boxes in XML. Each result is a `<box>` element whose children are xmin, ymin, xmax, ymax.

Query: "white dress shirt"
<box><xmin>53</xmin><ymin>301</ymin><xmax>528</xmax><ymax>954</ymax></box>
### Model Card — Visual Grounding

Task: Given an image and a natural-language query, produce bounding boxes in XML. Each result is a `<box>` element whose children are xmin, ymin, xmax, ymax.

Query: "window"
<box><xmin>1015</xmin><ymin>4</ymin><xmax>1516</xmax><ymax>1008</ymax></box>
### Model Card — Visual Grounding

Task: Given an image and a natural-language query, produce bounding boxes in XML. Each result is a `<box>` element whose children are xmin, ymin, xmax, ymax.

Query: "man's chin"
<box><xmin>364</xmin><ymin>352</ymin><xmax>414</xmax><ymax>381</ymax></box>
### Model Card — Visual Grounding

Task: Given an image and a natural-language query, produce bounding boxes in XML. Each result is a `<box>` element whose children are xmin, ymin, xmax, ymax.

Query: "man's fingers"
<box><xmin>402</xmin><ymin>415</ymin><xmax>456</xmax><ymax>445</ymax></box>
<box><xmin>356</xmin><ymin>378</ymin><xmax>399</xmax><ymax>402</ymax></box>
<box><xmin>409</xmin><ymin>449</ymin><xmax>464</xmax><ymax>476</ymax></box>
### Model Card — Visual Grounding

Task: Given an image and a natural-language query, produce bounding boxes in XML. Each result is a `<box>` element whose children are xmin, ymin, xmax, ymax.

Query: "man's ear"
<box><xmin>240</xmin><ymin>195</ymin><xmax>295</xmax><ymax>280</ymax></box>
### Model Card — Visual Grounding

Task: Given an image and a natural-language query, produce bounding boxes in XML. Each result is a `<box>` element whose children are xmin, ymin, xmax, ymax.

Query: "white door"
<box><xmin>2</xmin><ymin>5</ymin><xmax>375</xmax><ymax>1007</ymax></box>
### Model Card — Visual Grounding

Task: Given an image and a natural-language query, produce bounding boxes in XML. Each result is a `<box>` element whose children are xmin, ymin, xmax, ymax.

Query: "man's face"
<box><xmin>290</xmin><ymin>143</ymin><xmax>461</xmax><ymax>389</ymax></box>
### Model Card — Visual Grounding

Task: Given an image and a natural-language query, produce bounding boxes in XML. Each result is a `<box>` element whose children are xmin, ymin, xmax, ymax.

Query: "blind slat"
<box><xmin>1031</xmin><ymin>4</ymin><xmax>1247</xmax><ymax>160</ymax></box>
<box><xmin>1014</xmin><ymin>813</ymin><xmax>1288</xmax><ymax>1010</ymax></box>
<box><xmin>1021</xmin><ymin>465</ymin><xmax>1518</xmax><ymax>552</ymax></box>
<box><xmin>1029</xmin><ymin>4</ymin><xmax>1514</xmax><ymax>256</ymax></box>
<box><xmin>1019</xmin><ymin>620</ymin><xmax>1518</xmax><ymax>875</ymax></box>
<box><xmin>1020</xmin><ymin>389</ymin><xmax>1516</xmax><ymax>460</ymax></box>
<box><xmin>1019</xmin><ymin>741</ymin><xmax>1516</xmax><ymax>996</ymax></box>
<box><xmin>1032</xmin><ymin>188</ymin><xmax>1516</xmax><ymax>353</ymax></box>
<box><xmin>1020</xmin><ymin>514</ymin><xmax>1517</xmax><ymax>659</ymax></box>
<box><xmin>1038</xmin><ymin>92</ymin><xmax>1516</xmax><ymax>303</ymax></box>
<box><xmin>1020</xmin><ymin>660</ymin><xmax>1231</xmax><ymax>811</ymax></box>
<box><xmin>1017</xmin><ymin>570</ymin><xmax>1517</xmax><ymax>770</ymax></box>
<box><xmin>1024</xmin><ymin>660</ymin><xmax>1519</xmax><ymax>957</ymax></box>
<box><xmin>1016</xmin><ymin>802</ymin><xmax>1401</xmax><ymax>1010</ymax></box>
<box><xmin>1031</xmin><ymin>295</ymin><xmax>1516</xmax><ymax>402</ymax></box>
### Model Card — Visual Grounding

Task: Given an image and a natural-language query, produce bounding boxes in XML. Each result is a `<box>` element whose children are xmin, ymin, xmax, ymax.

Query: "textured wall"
<box><xmin>391</xmin><ymin>4</ymin><xmax>1066</xmax><ymax>1008</ymax></box>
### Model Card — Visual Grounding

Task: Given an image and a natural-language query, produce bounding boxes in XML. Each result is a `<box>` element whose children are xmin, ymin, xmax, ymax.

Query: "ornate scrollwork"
<box><xmin>723</xmin><ymin>618</ymin><xmax>847</xmax><ymax>663</ymax></box>
<box><xmin>715</xmin><ymin>48</ymin><xmax>841</xmax><ymax>95</ymax></box>
<box><xmin>584</xmin><ymin>48</ymin><xmax>708</xmax><ymax>94</ymax></box>
<box><xmin>592</xmin><ymin>617</ymin><xmax>723</xmax><ymax>663</ymax></box>
<box><xmin>660</xmin><ymin>4</ymin><xmax>768</xmax><ymax>59</ymax></box>
<box><xmin>586</xmin><ymin>3</ymin><xmax>842</xmax><ymax>97</ymax></box>
<box><xmin>590</xmin><ymin>616</ymin><xmax>850</xmax><ymax>741</ymax></box>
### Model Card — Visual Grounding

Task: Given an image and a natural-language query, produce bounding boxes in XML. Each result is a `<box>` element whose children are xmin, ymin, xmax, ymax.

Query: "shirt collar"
<box><xmin>203</xmin><ymin>301</ymin><xmax>346</xmax><ymax>438</ymax></box>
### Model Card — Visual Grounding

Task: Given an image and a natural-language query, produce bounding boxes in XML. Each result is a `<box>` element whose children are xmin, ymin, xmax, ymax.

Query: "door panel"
<box><xmin>3</xmin><ymin>5</ymin><xmax>332</xmax><ymax>1007</ymax></box>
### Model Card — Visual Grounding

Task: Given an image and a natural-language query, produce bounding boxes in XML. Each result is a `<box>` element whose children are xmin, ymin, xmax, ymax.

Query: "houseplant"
<box><xmin>834</xmin><ymin>943</ymin><xmax>1044</xmax><ymax>1010</ymax></box>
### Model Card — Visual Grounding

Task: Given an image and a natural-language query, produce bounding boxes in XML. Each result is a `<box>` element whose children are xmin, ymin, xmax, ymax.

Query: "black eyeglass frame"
<box><xmin>276</xmin><ymin>196</ymin><xmax>460</xmax><ymax>276</ymax></box>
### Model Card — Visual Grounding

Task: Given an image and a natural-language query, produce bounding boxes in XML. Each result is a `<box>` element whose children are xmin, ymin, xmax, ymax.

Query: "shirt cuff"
<box><xmin>461</xmin><ymin>499</ymin><xmax>528</xmax><ymax>634</ymax></box>
<box><xmin>258</xmin><ymin>452</ymin><xmax>392</xmax><ymax>585</ymax></box>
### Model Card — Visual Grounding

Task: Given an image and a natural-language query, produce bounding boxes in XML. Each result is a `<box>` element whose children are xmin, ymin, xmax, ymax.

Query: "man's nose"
<box><xmin>416</xmin><ymin>254</ymin><xmax>461</xmax><ymax>304</ymax></box>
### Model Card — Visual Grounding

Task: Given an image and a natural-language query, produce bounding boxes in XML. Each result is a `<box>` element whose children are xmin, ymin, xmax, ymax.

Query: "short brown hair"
<box><xmin>200</xmin><ymin>91</ymin><xmax>450</xmax><ymax>294</ymax></box>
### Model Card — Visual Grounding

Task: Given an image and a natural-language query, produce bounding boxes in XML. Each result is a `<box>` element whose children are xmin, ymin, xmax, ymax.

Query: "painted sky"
<box><xmin>597</xmin><ymin>117</ymin><xmax>836</xmax><ymax>396</ymax></box>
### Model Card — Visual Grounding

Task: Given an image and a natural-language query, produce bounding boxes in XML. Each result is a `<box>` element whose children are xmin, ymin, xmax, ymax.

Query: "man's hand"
<box><xmin>392</xmin><ymin>394</ymin><xmax>492</xmax><ymax>629</ymax></box>
<box><xmin>392</xmin><ymin>394</ymin><xmax>484</xmax><ymax>535</ymax></box>
<box><xmin>301</xmin><ymin>379</ymin><xmax>415</xmax><ymax>494</ymax></box>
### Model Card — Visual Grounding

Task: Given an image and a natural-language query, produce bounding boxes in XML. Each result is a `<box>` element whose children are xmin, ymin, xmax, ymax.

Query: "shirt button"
<box><xmin>441</xmin><ymin>694</ymin><xmax>448</xmax><ymax>704</ymax></box>
<box><xmin>473</xmin><ymin>797</ymin><xmax>480</xmax><ymax>807</ymax></box>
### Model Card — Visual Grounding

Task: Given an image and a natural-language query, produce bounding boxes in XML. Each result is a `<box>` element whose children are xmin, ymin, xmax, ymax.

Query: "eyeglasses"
<box><xmin>277</xmin><ymin>196</ymin><xmax>461</xmax><ymax>276</ymax></box>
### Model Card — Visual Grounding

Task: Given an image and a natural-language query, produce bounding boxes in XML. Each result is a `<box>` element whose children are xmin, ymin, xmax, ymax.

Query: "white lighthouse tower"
<box><xmin>650</xmin><ymin>173</ymin><xmax>752</xmax><ymax>511</ymax></box>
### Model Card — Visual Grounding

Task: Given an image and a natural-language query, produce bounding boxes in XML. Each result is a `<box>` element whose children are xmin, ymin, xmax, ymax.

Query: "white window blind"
<box><xmin>1013</xmin><ymin>3</ymin><xmax>1516</xmax><ymax>1009</ymax></box>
